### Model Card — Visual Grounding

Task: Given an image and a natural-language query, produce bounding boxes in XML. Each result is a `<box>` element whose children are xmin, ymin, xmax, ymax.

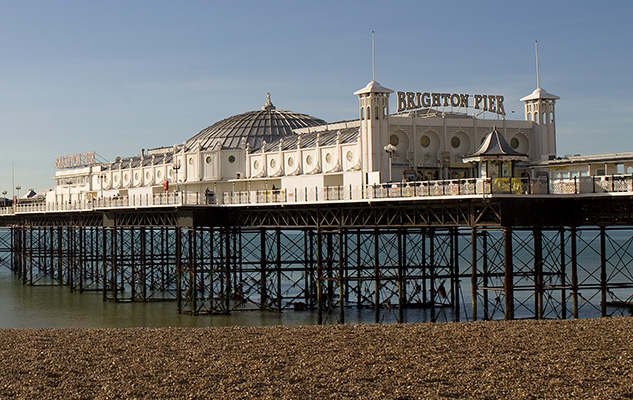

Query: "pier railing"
<box><xmin>2</xmin><ymin>175</ymin><xmax>633</xmax><ymax>214</ymax></box>
<box><xmin>222</xmin><ymin>175</ymin><xmax>633</xmax><ymax>205</ymax></box>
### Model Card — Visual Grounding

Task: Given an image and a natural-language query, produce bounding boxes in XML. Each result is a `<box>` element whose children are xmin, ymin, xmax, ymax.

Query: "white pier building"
<box><xmin>48</xmin><ymin>72</ymin><xmax>570</xmax><ymax>207</ymax></box>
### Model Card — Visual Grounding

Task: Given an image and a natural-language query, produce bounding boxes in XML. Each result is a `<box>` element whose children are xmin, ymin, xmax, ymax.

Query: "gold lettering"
<box><xmin>474</xmin><ymin>95</ymin><xmax>483</xmax><ymax>109</ymax></box>
<box><xmin>397</xmin><ymin>92</ymin><xmax>406</xmax><ymax>112</ymax></box>
<box><xmin>488</xmin><ymin>95</ymin><xmax>496</xmax><ymax>113</ymax></box>
<box><xmin>406</xmin><ymin>92</ymin><xmax>416</xmax><ymax>110</ymax></box>
<box><xmin>496</xmin><ymin>95</ymin><xmax>505</xmax><ymax>116</ymax></box>
<box><xmin>414</xmin><ymin>92</ymin><xmax>422</xmax><ymax>108</ymax></box>
<box><xmin>460</xmin><ymin>94</ymin><xmax>469</xmax><ymax>108</ymax></box>
<box><xmin>421</xmin><ymin>92</ymin><xmax>431</xmax><ymax>108</ymax></box>
<box><xmin>431</xmin><ymin>93</ymin><xmax>441</xmax><ymax>107</ymax></box>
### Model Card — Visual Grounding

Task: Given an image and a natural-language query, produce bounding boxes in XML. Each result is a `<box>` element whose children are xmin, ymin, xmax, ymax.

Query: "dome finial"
<box><xmin>262</xmin><ymin>93</ymin><xmax>276</xmax><ymax>111</ymax></box>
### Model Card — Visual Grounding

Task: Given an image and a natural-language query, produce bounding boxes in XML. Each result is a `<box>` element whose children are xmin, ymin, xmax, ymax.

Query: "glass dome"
<box><xmin>186</xmin><ymin>94</ymin><xmax>326</xmax><ymax>150</ymax></box>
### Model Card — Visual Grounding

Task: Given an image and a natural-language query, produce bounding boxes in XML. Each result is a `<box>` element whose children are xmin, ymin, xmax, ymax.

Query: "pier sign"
<box><xmin>397</xmin><ymin>91</ymin><xmax>506</xmax><ymax>116</ymax></box>
<box><xmin>55</xmin><ymin>152</ymin><xmax>96</xmax><ymax>169</ymax></box>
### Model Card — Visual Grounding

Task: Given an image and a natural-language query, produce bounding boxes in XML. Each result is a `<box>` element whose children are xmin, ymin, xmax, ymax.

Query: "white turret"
<box><xmin>521</xmin><ymin>41</ymin><xmax>560</xmax><ymax>160</ymax></box>
<box><xmin>354</xmin><ymin>80</ymin><xmax>393</xmax><ymax>182</ymax></box>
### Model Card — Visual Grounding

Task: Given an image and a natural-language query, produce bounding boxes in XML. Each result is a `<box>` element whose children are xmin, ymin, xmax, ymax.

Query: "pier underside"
<box><xmin>3</xmin><ymin>196</ymin><xmax>633</xmax><ymax>323</ymax></box>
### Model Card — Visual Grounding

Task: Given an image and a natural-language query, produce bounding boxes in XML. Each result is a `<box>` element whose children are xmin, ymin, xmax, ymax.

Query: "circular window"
<box><xmin>270</xmin><ymin>159</ymin><xmax>276</xmax><ymax>168</ymax></box>
<box><xmin>253</xmin><ymin>160</ymin><xmax>259</xmax><ymax>169</ymax></box>
<box><xmin>206</xmin><ymin>156</ymin><xmax>212</xmax><ymax>164</ymax></box>
<box><xmin>157</xmin><ymin>170</ymin><xmax>162</xmax><ymax>179</ymax></box>
<box><xmin>188</xmin><ymin>158</ymin><xmax>194</xmax><ymax>165</ymax></box>
<box><xmin>288</xmin><ymin>157</ymin><xmax>294</xmax><ymax>167</ymax></box>
<box><xmin>325</xmin><ymin>153</ymin><xmax>332</xmax><ymax>163</ymax></box>
<box><xmin>451</xmin><ymin>136</ymin><xmax>461</xmax><ymax>149</ymax></box>
<box><xmin>511</xmin><ymin>138</ymin><xmax>519</xmax><ymax>149</ymax></box>
<box><xmin>228</xmin><ymin>155</ymin><xmax>236</xmax><ymax>163</ymax></box>
<box><xmin>390</xmin><ymin>135</ymin><xmax>399</xmax><ymax>146</ymax></box>
<box><xmin>306</xmin><ymin>155</ymin><xmax>313</xmax><ymax>165</ymax></box>
<box><xmin>346</xmin><ymin>151</ymin><xmax>353</xmax><ymax>161</ymax></box>
<box><xmin>420</xmin><ymin>136</ymin><xmax>430</xmax><ymax>148</ymax></box>
<box><xmin>145</xmin><ymin>171</ymin><xmax>151</xmax><ymax>179</ymax></box>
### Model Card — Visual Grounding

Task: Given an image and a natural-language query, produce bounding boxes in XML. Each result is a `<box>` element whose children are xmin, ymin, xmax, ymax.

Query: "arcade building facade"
<box><xmin>49</xmin><ymin>76</ymin><xmax>563</xmax><ymax>205</ymax></box>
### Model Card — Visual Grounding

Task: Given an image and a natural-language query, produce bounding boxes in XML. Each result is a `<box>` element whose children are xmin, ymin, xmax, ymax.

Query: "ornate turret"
<box><xmin>355</xmin><ymin>80</ymin><xmax>393</xmax><ymax>182</ymax></box>
<box><xmin>521</xmin><ymin>41</ymin><xmax>560</xmax><ymax>160</ymax></box>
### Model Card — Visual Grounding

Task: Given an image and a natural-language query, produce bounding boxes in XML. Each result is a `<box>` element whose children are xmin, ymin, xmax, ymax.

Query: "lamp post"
<box><xmin>1</xmin><ymin>190</ymin><xmax>6</xmax><ymax>207</ymax></box>
<box><xmin>66</xmin><ymin>181</ymin><xmax>72</xmax><ymax>205</ymax></box>
<box><xmin>384</xmin><ymin>144</ymin><xmax>396</xmax><ymax>182</ymax></box>
<box><xmin>15</xmin><ymin>185</ymin><xmax>21</xmax><ymax>205</ymax></box>
<box><xmin>172</xmin><ymin>160</ymin><xmax>181</xmax><ymax>204</ymax></box>
<box><xmin>172</xmin><ymin>161</ymin><xmax>181</xmax><ymax>191</ymax></box>
<box><xmin>98</xmin><ymin>174</ymin><xmax>105</xmax><ymax>198</ymax></box>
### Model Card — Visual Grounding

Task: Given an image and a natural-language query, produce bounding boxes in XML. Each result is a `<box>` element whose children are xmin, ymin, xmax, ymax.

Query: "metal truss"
<box><xmin>103</xmin><ymin>227</ymin><xmax>178</xmax><ymax>302</ymax></box>
<box><xmin>230</xmin><ymin>199</ymin><xmax>503</xmax><ymax>228</ymax></box>
<box><xmin>4</xmin><ymin>195</ymin><xmax>633</xmax><ymax>323</ymax></box>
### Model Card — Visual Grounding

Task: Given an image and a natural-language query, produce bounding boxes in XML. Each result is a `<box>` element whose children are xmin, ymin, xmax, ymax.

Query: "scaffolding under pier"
<box><xmin>3</xmin><ymin>195</ymin><xmax>633</xmax><ymax>323</ymax></box>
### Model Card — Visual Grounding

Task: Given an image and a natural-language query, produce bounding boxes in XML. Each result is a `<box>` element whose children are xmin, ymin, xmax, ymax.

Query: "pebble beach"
<box><xmin>0</xmin><ymin>318</ymin><xmax>631</xmax><ymax>399</ymax></box>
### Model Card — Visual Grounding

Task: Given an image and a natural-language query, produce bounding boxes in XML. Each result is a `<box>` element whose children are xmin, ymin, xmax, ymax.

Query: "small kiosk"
<box><xmin>463</xmin><ymin>127</ymin><xmax>529</xmax><ymax>193</ymax></box>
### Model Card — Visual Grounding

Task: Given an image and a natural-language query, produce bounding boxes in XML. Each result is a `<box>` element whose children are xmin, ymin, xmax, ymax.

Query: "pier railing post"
<box><xmin>338</xmin><ymin>228</ymin><xmax>345</xmax><ymax>324</ymax></box>
<box><xmin>260</xmin><ymin>227</ymin><xmax>267</xmax><ymax>310</ymax></box>
<box><xmin>471</xmin><ymin>227</ymin><xmax>478</xmax><ymax>321</ymax></box>
<box><xmin>571</xmin><ymin>227</ymin><xmax>579</xmax><ymax>318</ymax></box>
<box><xmin>397</xmin><ymin>227</ymin><xmax>404</xmax><ymax>323</ymax></box>
<box><xmin>560</xmin><ymin>228</ymin><xmax>567</xmax><ymax>319</ymax></box>
<box><xmin>316</xmin><ymin>227</ymin><xmax>323</xmax><ymax>324</ymax></box>
<box><xmin>504</xmin><ymin>227</ymin><xmax>514</xmax><ymax>320</ymax></box>
<box><xmin>534</xmin><ymin>228</ymin><xmax>543</xmax><ymax>319</ymax></box>
<box><xmin>452</xmin><ymin>227</ymin><xmax>460</xmax><ymax>322</ymax></box>
<box><xmin>175</xmin><ymin>228</ymin><xmax>182</xmax><ymax>313</ymax></box>
<box><xmin>600</xmin><ymin>226</ymin><xmax>607</xmax><ymax>317</ymax></box>
<box><xmin>374</xmin><ymin>227</ymin><xmax>380</xmax><ymax>323</ymax></box>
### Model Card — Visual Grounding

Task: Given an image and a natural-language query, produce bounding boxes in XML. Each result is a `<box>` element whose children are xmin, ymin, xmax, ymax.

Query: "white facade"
<box><xmin>50</xmin><ymin>77</ymin><xmax>560</xmax><ymax>205</ymax></box>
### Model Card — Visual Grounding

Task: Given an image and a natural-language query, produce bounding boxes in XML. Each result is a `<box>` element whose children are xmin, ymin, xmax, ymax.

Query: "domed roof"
<box><xmin>186</xmin><ymin>94</ymin><xmax>326</xmax><ymax>151</ymax></box>
<box><xmin>520</xmin><ymin>87</ymin><xmax>560</xmax><ymax>102</ymax></box>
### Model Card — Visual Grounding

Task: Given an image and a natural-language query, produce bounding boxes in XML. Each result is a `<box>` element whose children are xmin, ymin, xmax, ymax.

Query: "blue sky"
<box><xmin>1</xmin><ymin>1</ymin><xmax>632</xmax><ymax>191</ymax></box>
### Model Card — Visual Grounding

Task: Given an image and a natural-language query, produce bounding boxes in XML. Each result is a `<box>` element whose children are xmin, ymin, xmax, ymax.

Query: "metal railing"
<box><xmin>221</xmin><ymin>175</ymin><xmax>633</xmax><ymax>205</ymax></box>
<box><xmin>1</xmin><ymin>175</ymin><xmax>633</xmax><ymax>215</ymax></box>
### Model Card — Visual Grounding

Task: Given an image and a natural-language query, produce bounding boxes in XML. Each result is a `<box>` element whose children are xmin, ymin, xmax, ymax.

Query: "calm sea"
<box><xmin>1</xmin><ymin>227</ymin><xmax>630</xmax><ymax>328</ymax></box>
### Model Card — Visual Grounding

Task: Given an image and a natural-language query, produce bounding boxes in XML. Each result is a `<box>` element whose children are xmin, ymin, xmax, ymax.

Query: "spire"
<box><xmin>520</xmin><ymin>42</ymin><xmax>559</xmax><ymax>102</ymax></box>
<box><xmin>535</xmin><ymin>41</ymin><xmax>540</xmax><ymax>89</ymax></box>
<box><xmin>262</xmin><ymin>93</ymin><xmax>276</xmax><ymax>111</ymax></box>
<box><xmin>354</xmin><ymin>31</ymin><xmax>394</xmax><ymax>96</ymax></box>
<box><xmin>372</xmin><ymin>31</ymin><xmax>375</xmax><ymax>82</ymax></box>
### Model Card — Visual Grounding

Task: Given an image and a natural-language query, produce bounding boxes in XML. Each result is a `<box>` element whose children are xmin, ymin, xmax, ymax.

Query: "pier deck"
<box><xmin>2</xmin><ymin>177</ymin><xmax>633</xmax><ymax>323</ymax></box>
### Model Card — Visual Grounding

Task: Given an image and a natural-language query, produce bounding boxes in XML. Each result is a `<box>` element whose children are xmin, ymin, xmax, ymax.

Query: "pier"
<box><xmin>2</xmin><ymin>176</ymin><xmax>633</xmax><ymax>323</ymax></box>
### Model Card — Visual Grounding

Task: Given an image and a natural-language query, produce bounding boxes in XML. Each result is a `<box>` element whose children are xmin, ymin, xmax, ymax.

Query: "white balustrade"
<box><xmin>1</xmin><ymin>175</ymin><xmax>632</xmax><ymax>215</ymax></box>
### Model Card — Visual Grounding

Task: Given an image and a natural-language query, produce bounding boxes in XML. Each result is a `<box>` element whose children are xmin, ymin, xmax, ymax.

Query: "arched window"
<box><xmin>360</xmin><ymin>108</ymin><xmax>365</xmax><ymax>120</ymax></box>
<box><xmin>375</xmin><ymin>106</ymin><xmax>379</xmax><ymax>119</ymax></box>
<box><xmin>367</xmin><ymin>106</ymin><xmax>371</xmax><ymax>120</ymax></box>
<box><xmin>542</xmin><ymin>112</ymin><xmax>547</xmax><ymax>125</ymax></box>
<box><xmin>383</xmin><ymin>106</ymin><xmax>388</xmax><ymax>119</ymax></box>
<box><xmin>534</xmin><ymin>112</ymin><xmax>539</xmax><ymax>124</ymax></box>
